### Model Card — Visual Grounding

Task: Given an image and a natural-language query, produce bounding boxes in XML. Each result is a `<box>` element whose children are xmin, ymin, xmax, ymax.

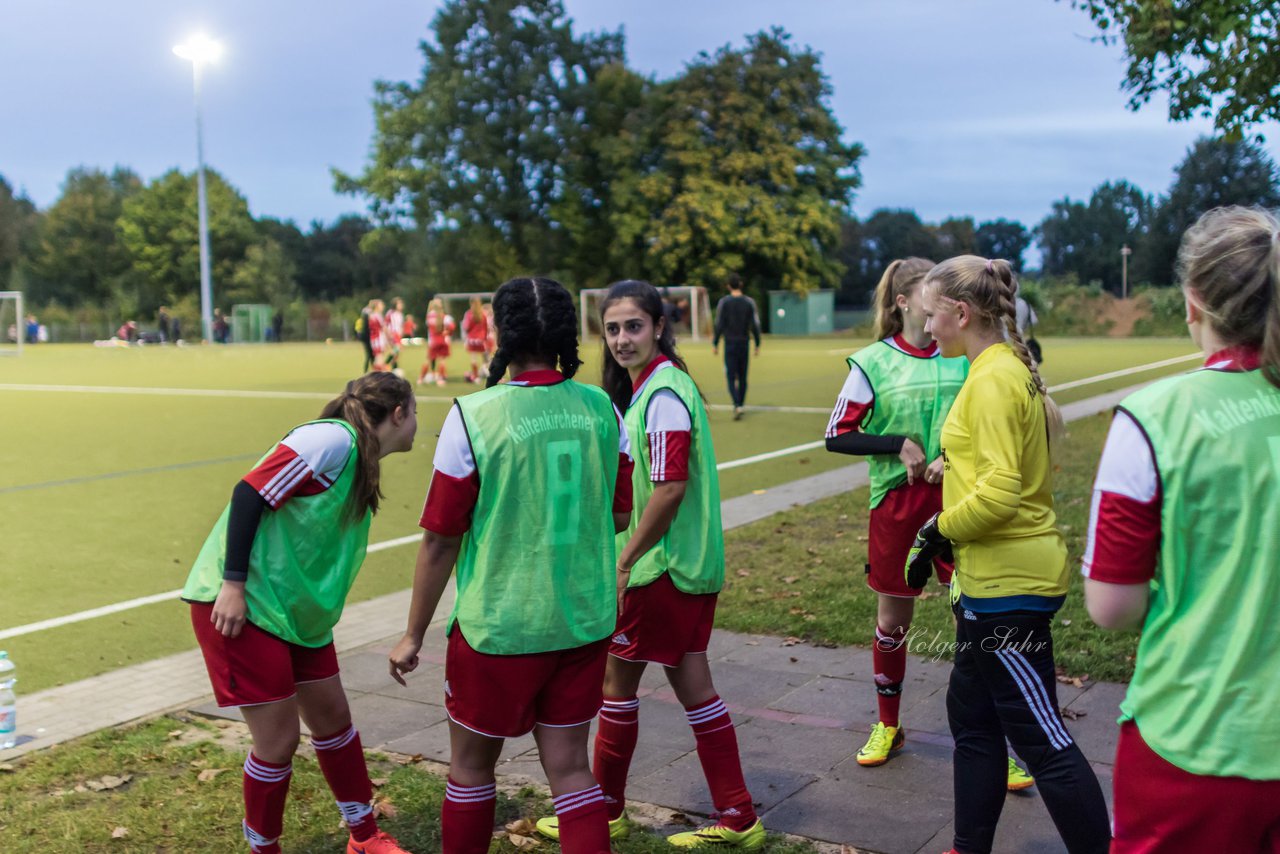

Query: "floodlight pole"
<box><xmin>1120</xmin><ymin>244</ymin><xmax>1132</xmax><ymax>300</ymax></box>
<box><xmin>191</xmin><ymin>60</ymin><xmax>214</xmax><ymax>343</ymax></box>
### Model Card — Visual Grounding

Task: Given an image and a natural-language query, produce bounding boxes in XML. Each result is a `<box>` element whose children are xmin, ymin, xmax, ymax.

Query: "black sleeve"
<box><xmin>224</xmin><ymin>480</ymin><xmax>269</xmax><ymax>582</ymax></box>
<box><xmin>826</xmin><ymin>431</ymin><xmax>907</xmax><ymax>457</ymax></box>
<box><xmin>749</xmin><ymin>297</ymin><xmax>762</xmax><ymax>347</ymax></box>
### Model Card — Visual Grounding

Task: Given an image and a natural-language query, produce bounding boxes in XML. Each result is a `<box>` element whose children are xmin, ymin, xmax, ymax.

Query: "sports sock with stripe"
<box><xmin>592</xmin><ymin>695</ymin><xmax>639</xmax><ymax>820</ymax></box>
<box><xmin>685</xmin><ymin>695</ymin><xmax>756</xmax><ymax>831</ymax></box>
<box><xmin>312</xmin><ymin>724</ymin><xmax>378</xmax><ymax>842</ymax></box>
<box><xmin>553</xmin><ymin>785</ymin><xmax>611</xmax><ymax>854</ymax></box>
<box><xmin>242</xmin><ymin>752</ymin><xmax>291</xmax><ymax>854</ymax></box>
<box><xmin>442</xmin><ymin>777</ymin><xmax>496</xmax><ymax>854</ymax></box>
<box><xmin>873</xmin><ymin>625</ymin><xmax>908</xmax><ymax>727</ymax></box>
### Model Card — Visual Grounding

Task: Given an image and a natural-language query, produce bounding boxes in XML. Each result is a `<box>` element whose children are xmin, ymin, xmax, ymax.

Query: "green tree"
<box><xmin>1138</xmin><ymin>136</ymin><xmax>1280</xmax><ymax>284</ymax></box>
<box><xmin>618</xmin><ymin>29</ymin><xmax>863</xmax><ymax>294</ymax></box>
<box><xmin>31</xmin><ymin>167</ymin><xmax>141</xmax><ymax>305</ymax></box>
<box><xmin>1038</xmin><ymin>180</ymin><xmax>1153</xmax><ymax>292</ymax></box>
<box><xmin>117</xmin><ymin>168</ymin><xmax>256</xmax><ymax>312</ymax></box>
<box><xmin>228</xmin><ymin>238</ymin><xmax>298</xmax><ymax>305</ymax></box>
<box><xmin>0</xmin><ymin>176</ymin><xmax>42</xmax><ymax>290</ymax></box>
<box><xmin>856</xmin><ymin>209</ymin><xmax>939</xmax><ymax>295</ymax></box>
<box><xmin>336</xmin><ymin>0</ymin><xmax>625</xmax><ymax>287</ymax></box>
<box><xmin>975</xmin><ymin>219</ymin><xmax>1032</xmax><ymax>272</ymax></box>
<box><xmin>1068</xmin><ymin>1</ymin><xmax>1280</xmax><ymax>135</ymax></box>
<box><xmin>930</xmin><ymin>216</ymin><xmax>976</xmax><ymax>258</ymax></box>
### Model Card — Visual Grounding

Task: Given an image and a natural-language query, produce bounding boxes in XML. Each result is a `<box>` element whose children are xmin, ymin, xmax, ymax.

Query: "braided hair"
<box><xmin>318</xmin><ymin>371</ymin><xmax>414</xmax><ymax>524</ymax></box>
<box><xmin>486</xmin><ymin>277</ymin><xmax>582</xmax><ymax>387</ymax></box>
<box><xmin>599</xmin><ymin>279</ymin><xmax>698</xmax><ymax>413</ymax></box>
<box><xmin>924</xmin><ymin>255</ymin><xmax>1064</xmax><ymax>440</ymax></box>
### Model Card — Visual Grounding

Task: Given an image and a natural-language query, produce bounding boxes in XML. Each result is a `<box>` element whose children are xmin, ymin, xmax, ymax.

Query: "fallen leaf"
<box><xmin>804</xmin><ymin>614</ymin><xmax>817</xmax><ymax>621</ymax></box>
<box><xmin>167</xmin><ymin>729</ymin><xmax>184</xmax><ymax>739</ymax></box>
<box><xmin>789</xmin><ymin>657</ymin><xmax>799</xmax><ymax>663</ymax></box>
<box><xmin>506</xmin><ymin>819</ymin><xmax>538</xmax><ymax>835</ymax></box>
<box><xmin>508</xmin><ymin>833</ymin><xmax>541</xmax><ymax>849</ymax></box>
<box><xmin>373</xmin><ymin>794</ymin><xmax>398</xmax><ymax>819</ymax></box>
<box><xmin>396</xmin><ymin>753</ymin><xmax>425</xmax><ymax>765</ymax></box>
<box><xmin>1060</xmin><ymin>707</ymin><xmax>1088</xmax><ymax>721</ymax></box>
<box><xmin>751</xmin><ymin>489</ymin><xmax>767</xmax><ymax>495</ymax></box>
<box><xmin>744</xmin><ymin>640</ymin><xmax>759</xmax><ymax>646</ymax></box>
<box><xmin>86</xmin><ymin>774</ymin><xmax>133</xmax><ymax>791</ymax></box>
<box><xmin>781</xmin><ymin>636</ymin><xmax>803</xmax><ymax>647</ymax></box>
<box><xmin>370</xmin><ymin>777</ymin><xmax>389</xmax><ymax>787</ymax></box>
<box><xmin>736</xmin><ymin>569</ymin><xmax>751</xmax><ymax>577</ymax></box>
<box><xmin>838</xmin><ymin>514</ymin><xmax>849</xmax><ymax>521</ymax></box>
<box><xmin>841</xmin><ymin>845</ymin><xmax>862</xmax><ymax>854</ymax></box>
<box><xmin>788</xmin><ymin>607</ymin><xmax>805</xmax><ymax>615</ymax></box>
<box><xmin>782</xmin><ymin>576</ymin><xmax>798</xmax><ymax>584</ymax></box>
<box><xmin>811</xmin><ymin>558</ymin><xmax>824</xmax><ymax>566</ymax></box>
<box><xmin>668</xmin><ymin>811</ymin><xmax>696</xmax><ymax>826</ymax></box>
<box><xmin>805</xmin><ymin>546</ymin><xmax>819</xmax><ymax>556</ymax></box>
<box><xmin>111</xmin><ymin>827</ymin><xmax>129</xmax><ymax>839</ymax></box>
<box><xmin>0</xmin><ymin>763</ymin><xmax>14</xmax><ymax>773</ymax></box>
<box><xmin>196</xmin><ymin>769</ymin><xmax>227</xmax><ymax>783</ymax></box>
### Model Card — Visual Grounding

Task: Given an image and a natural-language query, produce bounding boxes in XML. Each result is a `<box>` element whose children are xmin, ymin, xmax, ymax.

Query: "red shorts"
<box><xmin>465</xmin><ymin>337</ymin><xmax>487</xmax><ymax>353</ymax></box>
<box><xmin>867</xmin><ymin>481</ymin><xmax>952</xmax><ymax>597</ymax></box>
<box><xmin>1112</xmin><ymin>720</ymin><xmax>1280</xmax><ymax>852</ymax></box>
<box><xmin>611</xmin><ymin>571</ymin><xmax>717</xmax><ymax>667</ymax></box>
<box><xmin>445</xmin><ymin>626</ymin><xmax>608</xmax><ymax>739</ymax></box>
<box><xmin>428</xmin><ymin>342</ymin><xmax>451</xmax><ymax>360</ymax></box>
<box><xmin>190</xmin><ymin>603</ymin><xmax>339</xmax><ymax>707</ymax></box>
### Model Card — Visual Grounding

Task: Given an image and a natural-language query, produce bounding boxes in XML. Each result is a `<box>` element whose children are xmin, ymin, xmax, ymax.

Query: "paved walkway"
<box><xmin>2</xmin><ymin>383</ymin><xmax>1146</xmax><ymax>853</ymax></box>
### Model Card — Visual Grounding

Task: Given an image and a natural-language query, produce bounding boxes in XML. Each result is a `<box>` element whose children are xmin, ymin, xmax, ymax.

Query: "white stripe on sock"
<box><xmin>311</xmin><ymin>726</ymin><xmax>357</xmax><ymax>751</ymax></box>
<box><xmin>553</xmin><ymin>786</ymin><xmax>604</xmax><ymax>815</ymax></box>
<box><xmin>685</xmin><ymin>701</ymin><xmax>728</xmax><ymax>725</ymax></box>
<box><xmin>244</xmin><ymin>755</ymin><xmax>292</xmax><ymax>783</ymax></box>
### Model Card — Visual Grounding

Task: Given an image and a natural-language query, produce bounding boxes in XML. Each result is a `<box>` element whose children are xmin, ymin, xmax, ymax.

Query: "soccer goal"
<box><xmin>579</xmin><ymin>285</ymin><xmax>712</xmax><ymax>344</ymax></box>
<box><xmin>0</xmin><ymin>291</ymin><xmax>23</xmax><ymax>357</ymax></box>
<box><xmin>435</xmin><ymin>292</ymin><xmax>495</xmax><ymax>341</ymax></box>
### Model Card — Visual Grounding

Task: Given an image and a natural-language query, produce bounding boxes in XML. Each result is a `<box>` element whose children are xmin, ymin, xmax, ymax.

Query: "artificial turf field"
<box><xmin>0</xmin><ymin>336</ymin><xmax>1197</xmax><ymax>693</ymax></box>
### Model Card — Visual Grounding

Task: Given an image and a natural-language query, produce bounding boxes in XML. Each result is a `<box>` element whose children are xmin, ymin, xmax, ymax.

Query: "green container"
<box><xmin>767</xmin><ymin>289</ymin><xmax>835</xmax><ymax>335</ymax></box>
<box><xmin>231</xmin><ymin>304</ymin><xmax>273</xmax><ymax>343</ymax></box>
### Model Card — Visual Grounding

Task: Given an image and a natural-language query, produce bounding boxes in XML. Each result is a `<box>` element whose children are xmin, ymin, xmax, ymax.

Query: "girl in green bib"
<box><xmin>1084</xmin><ymin>207</ymin><xmax>1280</xmax><ymax>852</ymax></box>
<box><xmin>537</xmin><ymin>280</ymin><xmax>765</xmax><ymax>850</ymax></box>
<box><xmin>390</xmin><ymin>278</ymin><xmax>633</xmax><ymax>854</ymax></box>
<box><xmin>184</xmin><ymin>371</ymin><xmax>418</xmax><ymax>854</ymax></box>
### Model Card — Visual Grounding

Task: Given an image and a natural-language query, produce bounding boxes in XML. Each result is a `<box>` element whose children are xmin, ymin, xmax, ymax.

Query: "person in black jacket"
<box><xmin>711</xmin><ymin>274</ymin><xmax>762</xmax><ymax>420</ymax></box>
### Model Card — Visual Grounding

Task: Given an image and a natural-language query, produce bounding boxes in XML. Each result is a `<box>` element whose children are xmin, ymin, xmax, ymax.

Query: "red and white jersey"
<box><xmin>242</xmin><ymin>422</ymin><xmax>353</xmax><ymax>509</ymax></box>
<box><xmin>420</xmin><ymin>369</ymin><xmax>634</xmax><ymax>536</ymax></box>
<box><xmin>386</xmin><ymin>309</ymin><xmax>404</xmax><ymax>345</ymax></box>
<box><xmin>630</xmin><ymin>358</ymin><xmax>693</xmax><ymax>482</ymax></box>
<box><xmin>1082</xmin><ymin>346</ymin><xmax>1260</xmax><ymax>584</ymax></box>
<box><xmin>462</xmin><ymin>309</ymin><xmax>488</xmax><ymax>342</ymax></box>
<box><xmin>425</xmin><ymin>311</ymin><xmax>456</xmax><ymax>347</ymax></box>
<box><xmin>826</xmin><ymin>335</ymin><xmax>938</xmax><ymax>438</ymax></box>
<box><xmin>368</xmin><ymin>311</ymin><xmax>385</xmax><ymax>345</ymax></box>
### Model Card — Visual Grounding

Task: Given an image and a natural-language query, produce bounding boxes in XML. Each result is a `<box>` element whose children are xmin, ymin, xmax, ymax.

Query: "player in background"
<box><xmin>385</xmin><ymin>297</ymin><xmax>406</xmax><ymax>374</ymax></box>
<box><xmin>825</xmin><ymin>259</ymin><xmax>974</xmax><ymax>762</ymax></box>
<box><xmin>483</xmin><ymin>304</ymin><xmax>497</xmax><ymax>364</ymax></box>
<box><xmin>461</xmin><ymin>296</ymin><xmax>490</xmax><ymax>384</ymax></box>
<box><xmin>368</xmin><ymin>299</ymin><xmax>388</xmax><ymax>372</ymax></box>
<box><xmin>1083</xmin><ymin>207</ymin><xmax>1280</xmax><ymax>852</ymax></box>
<box><xmin>538</xmin><ymin>279</ymin><xmax>765</xmax><ymax>850</ymax></box>
<box><xmin>908</xmin><ymin>256</ymin><xmax>1110</xmax><ymax>854</ymax></box>
<box><xmin>418</xmin><ymin>298</ymin><xmax>456</xmax><ymax>386</ymax></box>
<box><xmin>183</xmin><ymin>372</ymin><xmax>418</xmax><ymax>854</ymax></box>
<box><xmin>402</xmin><ymin>313</ymin><xmax>417</xmax><ymax>342</ymax></box>
<box><xmin>390</xmin><ymin>277</ymin><xmax>632</xmax><ymax>854</ymax></box>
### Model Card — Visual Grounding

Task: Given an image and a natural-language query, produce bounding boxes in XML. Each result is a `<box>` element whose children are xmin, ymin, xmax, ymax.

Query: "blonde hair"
<box><xmin>925</xmin><ymin>255</ymin><xmax>1064</xmax><ymax>439</ymax></box>
<box><xmin>1177</xmin><ymin>206</ymin><xmax>1280</xmax><ymax>389</ymax></box>
<box><xmin>427</xmin><ymin>298</ymin><xmax>445</xmax><ymax>334</ymax></box>
<box><xmin>469</xmin><ymin>295</ymin><xmax>483</xmax><ymax>317</ymax></box>
<box><xmin>872</xmin><ymin>257</ymin><xmax>934</xmax><ymax>339</ymax></box>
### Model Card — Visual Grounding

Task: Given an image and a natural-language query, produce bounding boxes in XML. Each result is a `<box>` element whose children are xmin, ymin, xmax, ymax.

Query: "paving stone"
<box><xmin>368</xmin><ymin>664</ymin><xmax>446</xmax><ymax>705</ymax></box>
<box><xmin>768</xmin><ymin>675</ymin><xmax>877</xmax><ymax>724</ymax></box>
<box><xmin>763</xmin><ymin>773</ymin><xmax>950</xmax><ymax>852</ymax></box>
<box><xmin>898</xmin><ymin>683</ymin><xmax>953</xmax><ymax>737</ymax></box>
<box><xmin>1061</xmin><ymin>682</ymin><xmax>1125</xmax><ymax>765</ymax></box>
<box><xmin>348</xmin><ymin>693</ymin><xmax>446</xmax><ymax>749</ymax></box>
<box><xmin>717</xmin><ymin>638</ymin><xmax>871</xmax><ymax>679</ymax></box>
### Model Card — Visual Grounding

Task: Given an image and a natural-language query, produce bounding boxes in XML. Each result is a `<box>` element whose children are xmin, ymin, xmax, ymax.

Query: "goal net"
<box><xmin>0</xmin><ymin>291</ymin><xmax>23</xmax><ymax>357</ymax></box>
<box><xmin>579</xmin><ymin>285</ymin><xmax>712</xmax><ymax>344</ymax></box>
<box><xmin>434</xmin><ymin>292</ymin><xmax>495</xmax><ymax>342</ymax></box>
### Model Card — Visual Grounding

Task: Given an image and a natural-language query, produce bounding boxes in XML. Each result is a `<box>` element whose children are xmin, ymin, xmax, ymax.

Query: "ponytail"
<box><xmin>871</xmin><ymin>257</ymin><xmax>934</xmax><ymax>340</ymax></box>
<box><xmin>319</xmin><ymin>372</ymin><xmax>414</xmax><ymax>525</ymax></box>
<box><xmin>990</xmin><ymin>259</ymin><xmax>1065</xmax><ymax>441</ymax></box>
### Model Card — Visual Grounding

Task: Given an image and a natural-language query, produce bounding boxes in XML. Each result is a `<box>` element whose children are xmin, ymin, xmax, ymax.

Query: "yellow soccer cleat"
<box><xmin>534</xmin><ymin>810</ymin><xmax>630</xmax><ymax>841</ymax></box>
<box><xmin>856</xmin><ymin>721</ymin><xmax>905</xmax><ymax>766</ymax></box>
<box><xmin>1007</xmin><ymin>756</ymin><xmax>1035</xmax><ymax>791</ymax></box>
<box><xmin>667</xmin><ymin>818</ymin><xmax>766</xmax><ymax>850</ymax></box>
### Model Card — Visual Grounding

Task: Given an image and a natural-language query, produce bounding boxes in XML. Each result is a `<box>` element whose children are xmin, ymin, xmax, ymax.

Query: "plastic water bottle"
<box><xmin>0</xmin><ymin>651</ymin><xmax>16</xmax><ymax>750</ymax></box>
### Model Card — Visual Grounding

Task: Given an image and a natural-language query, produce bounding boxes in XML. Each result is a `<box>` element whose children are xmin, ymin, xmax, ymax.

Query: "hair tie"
<box><xmin>985</xmin><ymin>259</ymin><xmax>994</xmax><ymax>274</ymax></box>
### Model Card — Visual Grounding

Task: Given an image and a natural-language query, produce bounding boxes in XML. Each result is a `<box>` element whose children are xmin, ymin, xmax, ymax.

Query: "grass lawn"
<box><xmin>718</xmin><ymin>406</ymin><xmax>1140</xmax><ymax>684</ymax></box>
<box><xmin>0</xmin><ymin>715</ymin><xmax>817</xmax><ymax>854</ymax></box>
<box><xmin>0</xmin><ymin>337</ymin><xmax>1185</xmax><ymax>692</ymax></box>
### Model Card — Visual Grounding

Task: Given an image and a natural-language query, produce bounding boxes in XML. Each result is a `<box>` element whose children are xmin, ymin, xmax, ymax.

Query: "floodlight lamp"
<box><xmin>173</xmin><ymin>35</ymin><xmax>223</xmax><ymax>64</ymax></box>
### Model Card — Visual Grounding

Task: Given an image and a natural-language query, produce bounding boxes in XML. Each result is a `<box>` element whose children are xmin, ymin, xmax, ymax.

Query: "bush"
<box><xmin>1131</xmin><ymin>286</ymin><xmax>1186</xmax><ymax>336</ymax></box>
<box><xmin>1018</xmin><ymin>274</ymin><xmax>1115</xmax><ymax>336</ymax></box>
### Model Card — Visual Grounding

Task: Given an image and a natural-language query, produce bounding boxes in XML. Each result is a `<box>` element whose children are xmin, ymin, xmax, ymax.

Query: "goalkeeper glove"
<box><xmin>905</xmin><ymin>512</ymin><xmax>952</xmax><ymax>589</ymax></box>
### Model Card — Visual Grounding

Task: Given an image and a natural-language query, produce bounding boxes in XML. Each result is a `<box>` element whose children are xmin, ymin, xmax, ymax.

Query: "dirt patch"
<box><xmin>1103</xmin><ymin>298</ymin><xmax>1149</xmax><ymax>337</ymax></box>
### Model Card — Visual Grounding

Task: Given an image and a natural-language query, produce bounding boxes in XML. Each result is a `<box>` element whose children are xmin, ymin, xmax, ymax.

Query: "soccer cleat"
<box><xmin>857</xmin><ymin>721</ymin><xmax>905</xmax><ymax>766</ymax></box>
<box><xmin>732</xmin><ymin>407</ymin><xmax>743</xmax><ymax>421</ymax></box>
<box><xmin>1007</xmin><ymin>756</ymin><xmax>1035</xmax><ymax>791</ymax></box>
<box><xmin>667</xmin><ymin>818</ymin><xmax>766</xmax><ymax>850</ymax></box>
<box><xmin>534</xmin><ymin>811</ymin><xmax>630</xmax><ymax>841</ymax></box>
<box><xmin>346</xmin><ymin>829</ymin><xmax>412</xmax><ymax>854</ymax></box>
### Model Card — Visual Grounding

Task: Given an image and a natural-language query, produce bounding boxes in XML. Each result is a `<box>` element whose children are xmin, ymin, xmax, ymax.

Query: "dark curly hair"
<box><xmin>486</xmin><ymin>277</ymin><xmax>583</xmax><ymax>386</ymax></box>
<box><xmin>599</xmin><ymin>279</ymin><xmax>696</xmax><ymax>412</ymax></box>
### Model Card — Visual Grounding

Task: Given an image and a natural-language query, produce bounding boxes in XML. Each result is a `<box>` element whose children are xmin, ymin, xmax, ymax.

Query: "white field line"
<box><xmin>0</xmin><ymin>383</ymin><xmax>456</xmax><ymax>405</ymax></box>
<box><xmin>1</xmin><ymin>355</ymin><xmax>1198</xmax><ymax>640</ymax></box>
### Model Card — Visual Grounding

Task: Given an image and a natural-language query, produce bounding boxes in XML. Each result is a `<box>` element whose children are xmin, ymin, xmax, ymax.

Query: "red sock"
<box><xmin>312</xmin><ymin>725</ymin><xmax>377</xmax><ymax>842</ymax></box>
<box><xmin>592</xmin><ymin>696</ymin><xmax>639</xmax><ymax>820</ymax></box>
<box><xmin>873</xmin><ymin>625</ymin><xmax>908</xmax><ymax>727</ymax></box>
<box><xmin>553</xmin><ymin>785</ymin><xmax>611</xmax><ymax>854</ymax></box>
<box><xmin>442</xmin><ymin>778</ymin><xmax>496</xmax><ymax>854</ymax></box>
<box><xmin>242</xmin><ymin>752</ymin><xmax>292</xmax><ymax>854</ymax></box>
<box><xmin>685</xmin><ymin>696</ymin><xmax>756</xmax><ymax>831</ymax></box>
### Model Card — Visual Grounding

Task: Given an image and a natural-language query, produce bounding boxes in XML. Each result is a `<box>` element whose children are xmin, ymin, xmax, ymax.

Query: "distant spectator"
<box><xmin>213</xmin><ymin>309</ymin><xmax>229</xmax><ymax>344</ymax></box>
<box><xmin>172</xmin><ymin>316</ymin><xmax>183</xmax><ymax>343</ymax></box>
<box><xmin>272</xmin><ymin>309</ymin><xmax>284</xmax><ymax>343</ymax></box>
<box><xmin>115</xmin><ymin>320</ymin><xmax>138</xmax><ymax>342</ymax></box>
<box><xmin>157</xmin><ymin>306</ymin><xmax>171</xmax><ymax>343</ymax></box>
<box><xmin>712</xmin><ymin>273</ymin><xmax>763</xmax><ymax>419</ymax></box>
<box><xmin>25</xmin><ymin>313</ymin><xmax>38</xmax><ymax>344</ymax></box>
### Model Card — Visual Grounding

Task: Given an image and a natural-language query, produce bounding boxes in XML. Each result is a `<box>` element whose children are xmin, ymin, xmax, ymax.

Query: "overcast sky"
<box><xmin>3</xmin><ymin>0</ymin><xmax>1277</xmax><ymax>234</ymax></box>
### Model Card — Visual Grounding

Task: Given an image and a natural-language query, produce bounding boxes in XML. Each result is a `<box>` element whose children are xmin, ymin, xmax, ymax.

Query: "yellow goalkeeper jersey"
<box><xmin>937</xmin><ymin>343</ymin><xmax>1067</xmax><ymax>608</ymax></box>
